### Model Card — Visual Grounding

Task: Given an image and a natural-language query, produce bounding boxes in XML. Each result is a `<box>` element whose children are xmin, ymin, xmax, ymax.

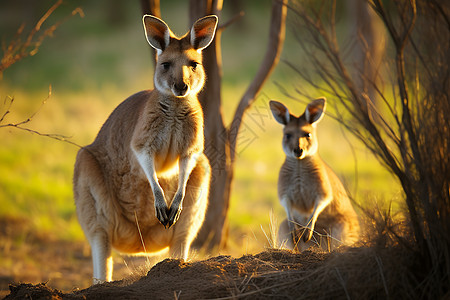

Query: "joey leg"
<box><xmin>278</xmin><ymin>219</ymin><xmax>295</xmax><ymax>250</ymax></box>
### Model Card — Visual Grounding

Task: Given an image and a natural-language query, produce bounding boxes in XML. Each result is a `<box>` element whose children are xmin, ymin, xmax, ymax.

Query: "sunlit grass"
<box><xmin>0</xmin><ymin>93</ymin><xmax>402</xmax><ymax>287</ymax></box>
<box><xmin>0</xmin><ymin>128</ymin><xmax>82</xmax><ymax>240</ymax></box>
<box><xmin>0</xmin><ymin>80</ymin><xmax>403</xmax><ymax>257</ymax></box>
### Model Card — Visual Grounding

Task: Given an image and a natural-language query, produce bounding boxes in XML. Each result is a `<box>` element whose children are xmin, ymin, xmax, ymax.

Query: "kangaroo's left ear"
<box><xmin>305</xmin><ymin>97</ymin><xmax>326</xmax><ymax>125</ymax></box>
<box><xmin>190</xmin><ymin>15</ymin><xmax>218</xmax><ymax>50</ymax></box>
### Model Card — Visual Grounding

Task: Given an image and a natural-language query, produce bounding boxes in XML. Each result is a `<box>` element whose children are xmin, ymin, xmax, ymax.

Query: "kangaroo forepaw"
<box><xmin>155</xmin><ymin>204</ymin><xmax>170</xmax><ymax>228</ymax></box>
<box><xmin>167</xmin><ymin>203</ymin><xmax>182</xmax><ymax>228</ymax></box>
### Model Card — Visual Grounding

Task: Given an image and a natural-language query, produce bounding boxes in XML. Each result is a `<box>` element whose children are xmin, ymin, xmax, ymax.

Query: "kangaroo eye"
<box><xmin>304</xmin><ymin>133</ymin><xmax>311</xmax><ymax>138</ymax></box>
<box><xmin>190</xmin><ymin>61</ymin><xmax>199</xmax><ymax>70</ymax></box>
<box><xmin>161</xmin><ymin>62</ymin><xmax>171</xmax><ymax>70</ymax></box>
<box><xmin>285</xmin><ymin>133</ymin><xmax>292</xmax><ymax>140</ymax></box>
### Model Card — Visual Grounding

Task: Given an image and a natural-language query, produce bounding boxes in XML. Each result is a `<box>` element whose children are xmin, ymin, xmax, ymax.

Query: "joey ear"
<box><xmin>190</xmin><ymin>15</ymin><xmax>218</xmax><ymax>50</ymax></box>
<box><xmin>142</xmin><ymin>15</ymin><xmax>171</xmax><ymax>53</ymax></box>
<box><xmin>305</xmin><ymin>97</ymin><xmax>326</xmax><ymax>125</ymax></box>
<box><xmin>270</xmin><ymin>101</ymin><xmax>291</xmax><ymax>125</ymax></box>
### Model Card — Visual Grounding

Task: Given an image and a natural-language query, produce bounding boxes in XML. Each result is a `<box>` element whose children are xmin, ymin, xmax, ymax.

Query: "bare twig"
<box><xmin>0</xmin><ymin>1</ymin><xmax>84</xmax><ymax>76</ymax></box>
<box><xmin>0</xmin><ymin>96</ymin><xmax>14</xmax><ymax>123</ymax></box>
<box><xmin>229</xmin><ymin>0</ymin><xmax>288</xmax><ymax>163</ymax></box>
<box><xmin>0</xmin><ymin>87</ymin><xmax>83</xmax><ymax>149</ymax></box>
<box><xmin>334</xmin><ymin>267</ymin><xmax>351</xmax><ymax>300</ymax></box>
<box><xmin>375</xmin><ymin>254</ymin><xmax>389</xmax><ymax>297</ymax></box>
<box><xmin>218</xmin><ymin>11</ymin><xmax>245</xmax><ymax>32</ymax></box>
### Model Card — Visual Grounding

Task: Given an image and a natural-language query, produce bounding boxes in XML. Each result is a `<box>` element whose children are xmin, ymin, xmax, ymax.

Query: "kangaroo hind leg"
<box><xmin>74</xmin><ymin>148</ymin><xmax>114</xmax><ymax>283</ymax></box>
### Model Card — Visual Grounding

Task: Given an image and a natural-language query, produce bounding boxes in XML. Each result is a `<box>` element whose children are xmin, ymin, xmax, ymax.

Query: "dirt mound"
<box><xmin>5</xmin><ymin>245</ymin><xmax>424</xmax><ymax>299</ymax></box>
<box><xmin>5</xmin><ymin>249</ymin><xmax>328</xmax><ymax>299</ymax></box>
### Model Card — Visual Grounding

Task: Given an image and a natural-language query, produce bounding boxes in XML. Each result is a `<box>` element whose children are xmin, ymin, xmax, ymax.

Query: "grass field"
<box><xmin>0</xmin><ymin>0</ymin><xmax>402</xmax><ymax>292</ymax></box>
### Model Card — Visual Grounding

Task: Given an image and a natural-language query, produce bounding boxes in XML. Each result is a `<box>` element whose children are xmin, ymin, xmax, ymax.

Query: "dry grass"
<box><xmin>285</xmin><ymin>0</ymin><xmax>449</xmax><ymax>298</ymax></box>
<box><xmin>4</xmin><ymin>245</ymin><xmax>427</xmax><ymax>300</ymax></box>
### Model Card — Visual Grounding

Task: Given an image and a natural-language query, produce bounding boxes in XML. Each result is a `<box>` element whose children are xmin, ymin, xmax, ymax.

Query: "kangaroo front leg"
<box><xmin>303</xmin><ymin>196</ymin><xmax>332</xmax><ymax>242</ymax></box>
<box><xmin>133</xmin><ymin>149</ymin><xmax>170</xmax><ymax>227</ymax></box>
<box><xmin>167</xmin><ymin>154</ymin><xmax>198</xmax><ymax>228</ymax></box>
<box><xmin>280</xmin><ymin>197</ymin><xmax>299</xmax><ymax>248</ymax></box>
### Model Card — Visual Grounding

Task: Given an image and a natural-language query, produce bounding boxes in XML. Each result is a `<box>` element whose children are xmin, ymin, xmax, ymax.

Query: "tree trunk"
<box><xmin>192</xmin><ymin>0</ymin><xmax>287</xmax><ymax>250</ymax></box>
<box><xmin>188</xmin><ymin>0</ymin><xmax>232</xmax><ymax>250</ymax></box>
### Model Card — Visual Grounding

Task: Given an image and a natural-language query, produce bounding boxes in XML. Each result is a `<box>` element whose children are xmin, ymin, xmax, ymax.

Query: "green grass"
<box><xmin>0</xmin><ymin>0</ymin><xmax>403</xmax><ymax>252</ymax></box>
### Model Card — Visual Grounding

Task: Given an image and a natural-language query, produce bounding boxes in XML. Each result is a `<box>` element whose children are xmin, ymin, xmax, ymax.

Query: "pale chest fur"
<box><xmin>278</xmin><ymin>157</ymin><xmax>331</xmax><ymax>214</ymax></box>
<box><xmin>132</xmin><ymin>96</ymin><xmax>204</xmax><ymax>175</ymax></box>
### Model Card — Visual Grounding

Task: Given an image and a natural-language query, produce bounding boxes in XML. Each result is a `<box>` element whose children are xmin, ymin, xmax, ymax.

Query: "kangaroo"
<box><xmin>73</xmin><ymin>15</ymin><xmax>217</xmax><ymax>284</ymax></box>
<box><xmin>270</xmin><ymin>98</ymin><xmax>360</xmax><ymax>251</ymax></box>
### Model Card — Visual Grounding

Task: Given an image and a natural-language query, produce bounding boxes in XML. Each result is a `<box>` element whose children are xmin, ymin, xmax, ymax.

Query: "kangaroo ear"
<box><xmin>190</xmin><ymin>15</ymin><xmax>218</xmax><ymax>50</ymax></box>
<box><xmin>143</xmin><ymin>15</ymin><xmax>171</xmax><ymax>53</ymax></box>
<box><xmin>270</xmin><ymin>101</ymin><xmax>290</xmax><ymax>125</ymax></box>
<box><xmin>305</xmin><ymin>97</ymin><xmax>326</xmax><ymax>125</ymax></box>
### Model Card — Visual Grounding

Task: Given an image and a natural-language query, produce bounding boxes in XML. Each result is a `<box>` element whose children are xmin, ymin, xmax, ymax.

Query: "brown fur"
<box><xmin>270</xmin><ymin>98</ymin><xmax>360</xmax><ymax>251</ymax></box>
<box><xmin>73</xmin><ymin>15</ymin><xmax>217</xmax><ymax>283</ymax></box>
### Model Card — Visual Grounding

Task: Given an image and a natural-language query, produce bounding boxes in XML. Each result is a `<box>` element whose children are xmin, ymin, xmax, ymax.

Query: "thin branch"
<box><xmin>0</xmin><ymin>87</ymin><xmax>83</xmax><ymax>149</ymax></box>
<box><xmin>2</xmin><ymin>123</ymin><xmax>83</xmax><ymax>149</ymax></box>
<box><xmin>229</xmin><ymin>0</ymin><xmax>288</xmax><ymax>163</ymax></box>
<box><xmin>0</xmin><ymin>96</ymin><xmax>14</xmax><ymax>123</ymax></box>
<box><xmin>218</xmin><ymin>11</ymin><xmax>245</xmax><ymax>32</ymax></box>
<box><xmin>0</xmin><ymin>1</ymin><xmax>84</xmax><ymax>76</ymax></box>
<box><xmin>25</xmin><ymin>0</ymin><xmax>63</xmax><ymax>48</ymax></box>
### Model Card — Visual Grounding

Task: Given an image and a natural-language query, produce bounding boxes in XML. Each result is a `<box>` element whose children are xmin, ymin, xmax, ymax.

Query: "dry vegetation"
<box><xmin>284</xmin><ymin>0</ymin><xmax>449</xmax><ymax>298</ymax></box>
<box><xmin>0</xmin><ymin>0</ymin><xmax>83</xmax><ymax>146</ymax></box>
<box><xmin>4</xmin><ymin>246</ymin><xmax>418</xmax><ymax>300</ymax></box>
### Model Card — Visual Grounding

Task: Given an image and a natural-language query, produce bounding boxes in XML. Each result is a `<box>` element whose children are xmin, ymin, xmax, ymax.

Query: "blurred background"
<box><xmin>0</xmin><ymin>0</ymin><xmax>401</xmax><ymax>294</ymax></box>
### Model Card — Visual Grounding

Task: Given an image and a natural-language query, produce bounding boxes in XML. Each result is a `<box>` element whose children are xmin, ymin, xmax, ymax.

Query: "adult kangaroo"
<box><xmin>270</xmin><ymin>98</ymin><xmax>360</xmax><ymax>251</ymax></box>
<box><xmin>73</xmin><ymin>15</ymin><xmax>217</xmax><ymax>283</ymax></box>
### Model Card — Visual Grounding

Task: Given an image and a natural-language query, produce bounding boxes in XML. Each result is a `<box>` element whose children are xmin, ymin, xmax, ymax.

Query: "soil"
<box><xmin>0</xmin><ymin>215</ymin><xmax>424</xmax><ymax>300</ymax></box>
<box><xmin>4</xmin><ymin>249</ymin><xmax>328</xmax><ymax>300</ymax></box>
<box><xmin>0</xmin><ymin>215</ymin><xmax>332</xmax><ymax>300</ymax></box>
<box><xmin>0</xmin><ymin>216</ymin><xmax>151</xmax><ymax>298</ymax></box>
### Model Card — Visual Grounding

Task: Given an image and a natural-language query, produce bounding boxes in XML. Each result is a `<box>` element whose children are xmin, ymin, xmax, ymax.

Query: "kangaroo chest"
<box><xmin>143</xmin><ymin>100</ymin><xmax>202</xmax><ymax>173</ymax></box>
<box><xmin>279</xmin><ymin>159</ymin><xmax>329</xmax><ymax>213</ymax></box>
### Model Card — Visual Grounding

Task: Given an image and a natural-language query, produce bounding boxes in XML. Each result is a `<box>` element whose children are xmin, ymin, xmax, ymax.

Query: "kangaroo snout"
<box><xmin>293</xmin><ymin>147</ymin><xmax>303</xmax><ymax>158</ymax></box>
<box><xmin>173</xmin><ymin>82</ymin><xmax>189</xmax><ymax>97</ymax></box>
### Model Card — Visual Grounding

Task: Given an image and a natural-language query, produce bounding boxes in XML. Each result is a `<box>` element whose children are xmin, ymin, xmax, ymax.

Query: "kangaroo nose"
<box><xmin>174</xmin><ymin>82</ymin><xmax>188</xmax><ymax>95</ymax></box>
<box><xmin>294</xmin><ymin>148</ymin><xmax>303</xmax><ymax>158</ymax></box>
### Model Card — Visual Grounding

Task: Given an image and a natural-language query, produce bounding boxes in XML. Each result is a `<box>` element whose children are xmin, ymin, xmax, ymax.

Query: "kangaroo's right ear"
<box><xmin>305</xmin><ymin>97</ymin><xmax>326</xmax><ymax>125</ymax></box>
<box><xmin>270</xmin><ymin>101</ymin><xmax>290</xmax><ymax>125</ymax></box>
<box><xmin>143</xmin><ymin>15</ymin><xmax>171</xmax><ymax>54</ymax></box>
<box><xmin>190</xmin><ymin>15</ymin><xmax>218</xmax><ymax>50</ymax></box>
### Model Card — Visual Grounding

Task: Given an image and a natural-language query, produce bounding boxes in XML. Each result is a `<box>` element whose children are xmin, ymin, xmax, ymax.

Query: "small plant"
<box><xmin>0</xmin><ymin>1</ymin><xmax>83</xmax><ymax>145</ymax></box>
<box><xmin>288</xmin><ymin>0</ymin><xmax>449</xmax><ymax>297</ymax></box>
<box><xmin>0</xmin><ymin>0</ymin><xmax>83</xmax><ymax>77</ymax></box>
